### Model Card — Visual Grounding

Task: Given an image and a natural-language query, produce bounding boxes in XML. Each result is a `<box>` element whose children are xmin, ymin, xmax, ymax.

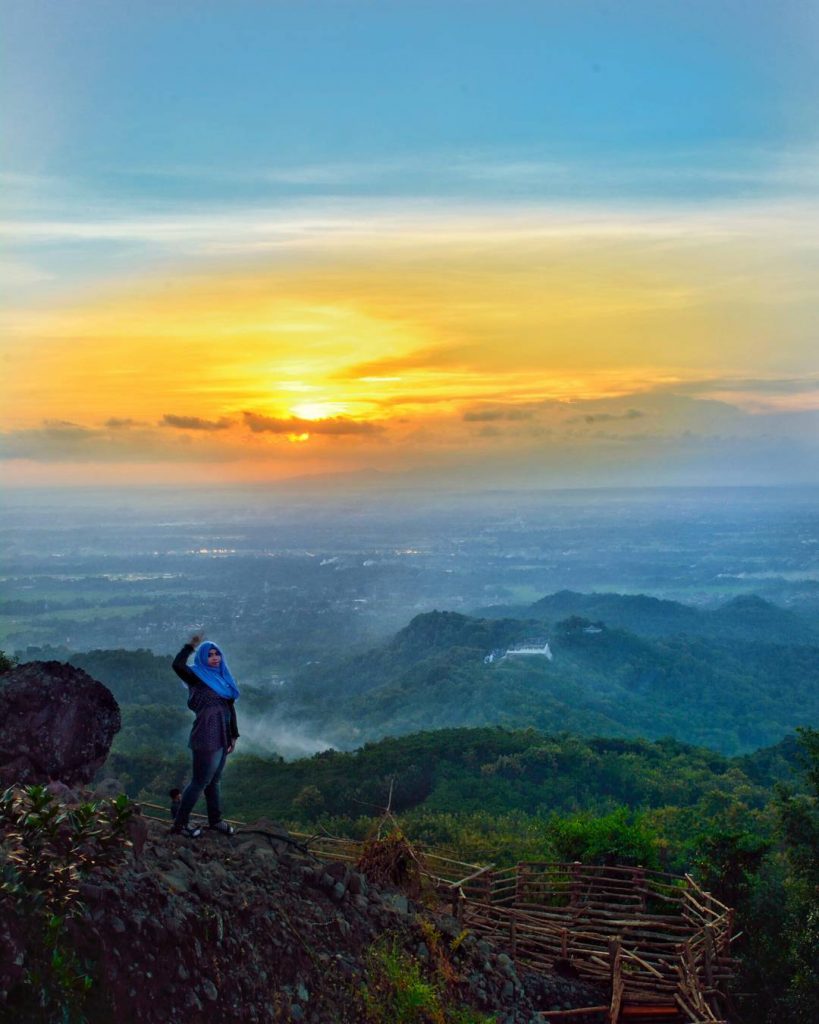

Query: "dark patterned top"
<box><xmin>172</xmin><ymin>645</ymin><xmax>240</xmax><ymax>752</ymax></box>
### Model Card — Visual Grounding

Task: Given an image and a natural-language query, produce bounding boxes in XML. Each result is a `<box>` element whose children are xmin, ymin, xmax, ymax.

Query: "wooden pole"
<box><xmin>633</xmin><ymin>867</ymin><xmax>646</xmax><ymax>913</ymax></box>
<box><xmin>703</xmin><ymin>922</ymin><xmax>722</xmax><ymax>1019</ymax></box>
<box><xmin>570</xmin><ymin>861</ymin><xmax>582</xmax><ymax>908</ymax></box>
<box><xmin>539</xmin><ymin>1009</ymin><xmax>609</xmax><ymax>1020</ymax></box>
<box><xmin>608</xmin><ymin>937</ymin><xmax>623</xmax><ymax>1024</ymax></box>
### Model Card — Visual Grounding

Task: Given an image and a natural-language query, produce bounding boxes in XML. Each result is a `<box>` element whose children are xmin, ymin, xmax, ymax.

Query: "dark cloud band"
<box><xmin>243</xmin><ymin>411</ymin><xmax>383</xmax><ymax>436</ymax></box>
<box><xmin>161</xmin><ymin>414</ymin><xmax>232</xmax><ymax>431</ymax></box>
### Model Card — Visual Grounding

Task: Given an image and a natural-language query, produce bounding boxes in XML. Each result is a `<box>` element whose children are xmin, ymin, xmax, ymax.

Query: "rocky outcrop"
<box><xmin>1</xmin><ymin>810</ymin><xmax>605</xmax><ymax>1023</ymax></box>
<box><xmin>0</xmin><ymin>660</ymin><xmax>120</xmax><ymax>787</ymax></box>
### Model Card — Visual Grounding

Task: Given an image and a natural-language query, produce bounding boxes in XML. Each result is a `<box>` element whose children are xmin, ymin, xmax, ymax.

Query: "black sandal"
<box><xmin>209</xmin><ymin>820</ymin><xmax>235</xmax><ymax>835</ymax></box>
<box><xmin>171</xmin><ymin>824</ymin><xmax>202</xmax><ymax>838</ymax></box>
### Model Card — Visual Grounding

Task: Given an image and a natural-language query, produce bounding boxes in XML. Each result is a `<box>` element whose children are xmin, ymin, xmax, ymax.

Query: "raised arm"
<box><xmin>172</xmin><ymin>636</ymin><xmax>202</xmax><ymax>687</ymax></box>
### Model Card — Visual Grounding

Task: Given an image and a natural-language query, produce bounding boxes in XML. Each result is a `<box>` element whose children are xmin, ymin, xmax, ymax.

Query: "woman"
<box><xmin>171</xmin><ymin>634</ymin><xmax>240</xmax><ymax>837</ymax></box>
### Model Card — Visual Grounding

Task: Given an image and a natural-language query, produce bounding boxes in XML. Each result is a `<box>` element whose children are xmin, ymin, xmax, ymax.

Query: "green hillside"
<box><xmin>289</xmin><ymin>609</ymin><xmax>819</xmax><ymax>754</ymax></box>
<box><xmin>224</xmin><ymin>727</ymin><xmax>791</xmax><ymax>826</ymax></box>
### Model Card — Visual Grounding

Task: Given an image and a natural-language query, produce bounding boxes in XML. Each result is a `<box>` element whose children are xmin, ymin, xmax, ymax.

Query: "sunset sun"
<box><xmin>290</xmin><ymin>402</ymin><xmax>350</xmax><ymax>421</ymax></box>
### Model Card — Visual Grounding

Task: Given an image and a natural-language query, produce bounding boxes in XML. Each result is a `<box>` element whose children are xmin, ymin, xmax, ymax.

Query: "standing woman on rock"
<box><xmin>170</xmin><ymin>634</ymin><xmax>240</xmax><ymax>837</ymax></box>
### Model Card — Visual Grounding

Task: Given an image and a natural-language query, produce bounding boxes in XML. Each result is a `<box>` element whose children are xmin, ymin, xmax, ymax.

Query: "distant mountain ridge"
<box><xmin>475</xmin><ymin>589</ymin><xmax>819</xmax><ymax>645</ymax></box>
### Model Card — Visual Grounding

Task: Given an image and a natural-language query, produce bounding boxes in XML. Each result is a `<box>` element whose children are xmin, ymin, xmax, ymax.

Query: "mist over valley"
<box><xmin>3</xmin><ymin>485</ymin><xmax>818</xmax><ymax>759</ymax></box>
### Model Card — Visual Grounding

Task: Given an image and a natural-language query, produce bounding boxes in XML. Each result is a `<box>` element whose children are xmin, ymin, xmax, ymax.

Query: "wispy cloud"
<box><xmin>3</xmin><ymin>196</ymin><xmax>818</xmax><ymax>257</ymax></box>
<box><xmin>567</xmin><ymin>408</ymin><xmax>645</xmax><ymax>424</ymax></box>
<box><xmin>41</xmin><ymin>143</ymin><xmax>819</xmax><ymax>199</ymax></box>
<box><xmin>338</xmin><ymin>344</ymin><xmax>479</xmax><ymax>380</ymax></box>
<box><xmin>105</xmin><ymin>417</ymin><xmax>143</xmax><ymax>429</ymax></box>
<box><xmin>1</xmin><ymin>420</ymin><xmax>130</xmax><ymax>460</ymax></box>
<box><xmin>657</xmin><ymin>376</ymin><xmax>819</xmax><ymax>397</ymax></box>
<box><xmin>0</xmin><ymin>419</ymin><xmax>236</xmax><ymax>462</ymax></box>
<box><xmin>645</xmin><ymin>376</ymin><xmax>819</xmax><ymax>413</ymax></box>
<box><xmin>463</xmin><ymin>405</ymin><xmax>536</xmax><ymax>422</ymax></box>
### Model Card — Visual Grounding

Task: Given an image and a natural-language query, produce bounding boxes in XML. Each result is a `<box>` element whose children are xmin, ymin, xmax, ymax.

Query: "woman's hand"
<box><xmin>190</xmin><ymin>634</ymin><xmax>203</xmax><ymax>647</ymax></box>
<box><xmin>226</xmin><ymin>741</ymin><xmax>236</xmax><ymax>755</ymax></box>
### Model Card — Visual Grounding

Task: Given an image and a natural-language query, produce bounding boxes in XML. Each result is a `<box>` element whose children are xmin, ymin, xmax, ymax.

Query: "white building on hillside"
<box><xmin>486</xmin><ymin>639</ymin><xmax>553</xmax><ymax>663</ymax></box>
<box><xmin>506</xmin><ymin>639</ymin><xmax>553</xmax><ymax>660</ymax></box>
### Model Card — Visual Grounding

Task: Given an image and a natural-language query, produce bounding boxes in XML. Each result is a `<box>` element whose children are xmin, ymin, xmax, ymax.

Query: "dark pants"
<box><xmin>176</xmin><ymin>747</ymin><xmax>228</xmax><ymax>827</ymax></box>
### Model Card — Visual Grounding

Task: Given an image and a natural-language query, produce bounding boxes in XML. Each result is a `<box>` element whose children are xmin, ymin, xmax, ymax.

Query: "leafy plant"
<box><xmin>0</xmin><ymin>785</ymin><xmax>133</xmax><ymax>1023</ymax></box>
<box><xmin>546</xmin><ymin>807</ymin><xmax>662</xmax><ymax>868</ymax></box>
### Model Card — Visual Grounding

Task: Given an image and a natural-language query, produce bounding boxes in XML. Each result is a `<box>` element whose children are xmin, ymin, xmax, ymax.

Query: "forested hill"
<box><xmin>185</xmin><ymin>727</ymin><xmax>809</xmax><ymax>830</ymax></box>
<box><xmin>288</xmin><ymin>606</ymin><xmax>819</xmax><ymax>754</ymax></box>
<box><xmin>18</xmin><ymin>590</ymin><xmax>819</xmax><ymax>758</ymax></box>
<box><xmin>475</xmin><ymin>591</ymin><xmax>819</xmax><ymax>645</ymax></box>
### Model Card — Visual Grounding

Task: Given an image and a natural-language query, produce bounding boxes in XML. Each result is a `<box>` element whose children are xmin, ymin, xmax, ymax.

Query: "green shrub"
<box><xmin>0</xmin><ymin>785</ymin><xmax>133</xmax><ymax>1023</ymax></box>
<box><xmin>546</xmin><ymin>807</ymin><xmax>662</xmax><ymax>868</ymax></box>
<box><xmin>359</xmin><ymin>933</ymin><xmax>495</xmax><ymax>1024</ymax></box>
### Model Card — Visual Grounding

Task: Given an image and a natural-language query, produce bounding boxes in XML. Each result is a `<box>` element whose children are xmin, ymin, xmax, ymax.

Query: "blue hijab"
<box><xmin>189</xmin><ymin>642</ymin><xmax>240</xmax><ymax>700</ymax></box>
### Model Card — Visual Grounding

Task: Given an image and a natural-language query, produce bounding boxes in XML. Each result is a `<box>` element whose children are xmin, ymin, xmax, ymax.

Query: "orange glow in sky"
<box><xmin>3</xmin><ymin>212</ymin><xmax>818</xmax><ymax>487</ymax></box>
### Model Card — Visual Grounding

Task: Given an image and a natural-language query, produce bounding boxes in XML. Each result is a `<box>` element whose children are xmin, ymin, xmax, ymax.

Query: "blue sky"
<box><xmin>5</xmin><ymin>1</ymin><xmax>817</xmax><ymax>201</ymax></box>
<box><xmin>4</xmin><ymin>0</ymin><xmax>817</xmax><ymax>300</ymax></box>
<box><xmin>3</xmin><ymin>1</ymin><xmax>819</xmax><ymax>488</ymax></box>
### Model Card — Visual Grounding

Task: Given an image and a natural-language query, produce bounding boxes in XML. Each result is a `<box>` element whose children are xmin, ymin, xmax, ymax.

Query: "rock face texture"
<box><xmin>0</xmin><ymin>815</ymin><xmax>604</xmax><ymax>1024</ymax></box>
<box><xmin>0</xmin><ymin>660</ymin><xmax>121</xmax><ymax>787</ymax></box>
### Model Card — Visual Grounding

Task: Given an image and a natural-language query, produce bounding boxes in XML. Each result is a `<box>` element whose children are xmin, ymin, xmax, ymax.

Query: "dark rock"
<box><xmin>347</xmin><ymin>871</ymin><xmax>366</xmax><ymax>896</ymax></box>
<box><xmin>93</xmin><ymin>776</ymin><xmax>125</xmax><ymax>797</ymax></box>
<box><xmin>46</xmin><ymin>779</ymin><xmax>80</xmax><ymax>802</ymax></box>
<box><xmin>128</xmin><ymin>813</ymin><xmax>149</xmax><ymax>859</ymax></box>
<box><xmin>382</xmin><ymin>892</ymin><xmax>408</xmax><ymax>914</ymax></box>
<box><xmin>325</xmin><ymin>861</ymin><xmax>348</xmax><ymax>883</ymax></box>
<box><xmin>0</xmin><ymin>661</ymin><xmax>120</xmax><ymax>787</ymax></box>
<box><xmin>437</xmin><ymin>914</ymin><xmax>461</xmax><ymax>938</ymax></box>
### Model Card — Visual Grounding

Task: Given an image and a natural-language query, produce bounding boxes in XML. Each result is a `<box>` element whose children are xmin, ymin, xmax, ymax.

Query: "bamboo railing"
<box><xmin>142</xmin><ymin>802</ymin><xmax>490</xmax><ymax>892</ymax></box>
<box><xmin>446</xmin><ymin>862</ymin><xmax>735</xmax><ymax>1024</ymax></box>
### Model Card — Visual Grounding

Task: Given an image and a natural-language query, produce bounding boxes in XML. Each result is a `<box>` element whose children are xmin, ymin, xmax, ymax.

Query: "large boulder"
<box><xmin>0</xmin><ymin>660</ymin><xmax>120</xmax><ymax>787</ymax></box>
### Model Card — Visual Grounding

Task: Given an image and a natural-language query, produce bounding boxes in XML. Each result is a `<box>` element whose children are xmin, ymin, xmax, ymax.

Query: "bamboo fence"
<box><xmin>445</xmin><ymin>862</ymin><xmax>735</xmax><ymax>1024</ymax></box>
